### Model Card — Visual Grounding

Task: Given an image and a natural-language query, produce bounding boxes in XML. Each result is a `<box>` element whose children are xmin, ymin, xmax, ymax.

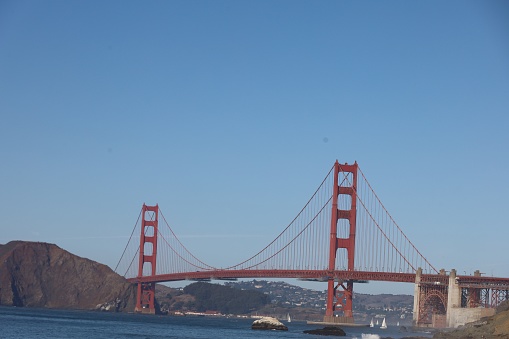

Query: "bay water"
<box><xmin>0</xmin><ymin>306</ymin><xmax>433</xmax><ymax>339</ymax></box>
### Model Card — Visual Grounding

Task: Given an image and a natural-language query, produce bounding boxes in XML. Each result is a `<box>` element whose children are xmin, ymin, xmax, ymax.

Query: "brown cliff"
<box><xmin>0</xmin><ymin>241</ymin><xmax>136</xmax><ymax>311</ymax></box>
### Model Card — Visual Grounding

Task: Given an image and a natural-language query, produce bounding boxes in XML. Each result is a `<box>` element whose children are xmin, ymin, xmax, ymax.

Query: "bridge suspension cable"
<box><xmin>115</xmin><ymin>208</ymin><xmax>160</xmax><ymax>278</ymax></box>
<box><xmin>114</xmin><ymin>209</ymin><xmax>142</xmax><ymax>275</ymax></box>
<box><xmin>115</xmin><ymin>206</ymin><xmax>217</xmax><ymax>279</ymax></box>
<box><xmin>156</xmin><ymin>210</ymin><xmax>217</xmax><ymax>272</ymax></box>
<box><xmin>219</xmin><ymin>164</ymin><xmax>335</xmax><ymax>271</ymax></box>
<box><xmin>343</xmin><ymin>164</ymin><xmax>438</xmax><ymax>274</ymax></box>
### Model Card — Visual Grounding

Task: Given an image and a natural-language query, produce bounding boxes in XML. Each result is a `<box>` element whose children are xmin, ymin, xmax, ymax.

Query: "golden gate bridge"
<box><xmin>115</xmin><ymin>161</ymin><xmax>509</xmax><ymax>327</ymax></box>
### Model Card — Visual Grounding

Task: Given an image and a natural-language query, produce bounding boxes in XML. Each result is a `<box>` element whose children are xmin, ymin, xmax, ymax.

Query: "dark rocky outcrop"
<box><xmin>251</xmin><ymin>317</ymin><xmax>288</xmax><ymax>330</ymax></box>
<box><xmin>0</xmin><ymin>241</ymin><xmax>136</xmax><ymax>311</ymax></box>
<box><xmin>303</xmin><ymin>326</ymin><xmax>346</xmax><ymax>336</ymax></box>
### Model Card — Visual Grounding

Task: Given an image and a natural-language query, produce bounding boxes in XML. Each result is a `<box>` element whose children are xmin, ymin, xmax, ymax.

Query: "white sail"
<box><xmin>287</xmin><ymin>313</ymin><xmax>291</xmax><ymax>323</ymax></box>
<box><xmin>369</xmin><ymin>318</ymin><xmax>374</xmax><ymax>327</ymax></box>
<box><xmin>380</xmin><ymin>317</ymin><xmax>387</xmax><ymax>329</ymax></box>
<box><xmin>376</xmin><ymin>319</ymin><xmax>379</xmax><ymax>326</ymax></box>
<box><xmin>397</xmin><ymin>321</ymin><xmax>400</xmax><ymax>326</ymax></box>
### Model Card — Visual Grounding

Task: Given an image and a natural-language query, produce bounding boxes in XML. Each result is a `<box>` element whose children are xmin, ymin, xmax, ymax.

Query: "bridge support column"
<box><xmin>135</xmin><ymin>282</ymin><xmax>156</xmax><ymax>314</ymax></box>
<box><xmin>134</xmin><ymin>204</ymin><xmax>159</xmax><ymax>314</ymax></box>
<box><xmin>445</xmin><ymin>269</ymin><xmax>461</xmax><ymax>327</ymax></box>
<box><xmin>445</xmin><ymin>269</ymin><xmax>496</xmax><ymax>328</ymax></box>
<box><xmin>412</xmin><ymin>267</ymin><xmax>422</xmax><ymax>326</ymax></box>
<box><xmin>324</xmin><ymin>161</ymin><xmax>357</xmax><ymax>324</ymax></box>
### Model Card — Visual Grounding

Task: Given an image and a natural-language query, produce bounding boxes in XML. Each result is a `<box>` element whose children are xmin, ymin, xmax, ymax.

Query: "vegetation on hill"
<box><xmin>183</xmin><ymin>282</ymin><xmax>270</xmax><ymax>314</ymax></box>
<box><xmin>225</xmin><ymin>280</ymin><xmax>414</xmax><ymax>323</ymax></box>
<box><xmin>155</xmin><ymin>280</ymin><xmax>415</xmax><ymax>323</ymax></box>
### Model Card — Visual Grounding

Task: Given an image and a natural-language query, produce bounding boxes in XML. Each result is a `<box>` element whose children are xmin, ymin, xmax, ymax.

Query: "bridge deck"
<box><xmin>128</xmin><ymin>270</ymin><xmax>418</xmax><ymax>284</ymax></box>
<box><xmin>127</xmin><ymin>270</ymin><xmax>509</xmax><ymax>288</ymax></box>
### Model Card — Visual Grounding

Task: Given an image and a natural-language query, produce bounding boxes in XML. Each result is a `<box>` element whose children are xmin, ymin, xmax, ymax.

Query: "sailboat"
<box><xmin>380</xmin><ymin>317</ymin><xmax>387</xmax><ymax>329</ymax></box>
<box><xmin>369</xmin><ymin>318</ymin><xmax>374</xmax><ymax>327</ymax></box>
<box><xmin>287</xmin><ymin>313</ymin><xmax>291</xmax><ymax>323</ymax></box>
<box><xmin>397</xmin><ymin>321</ymin><xmax>400</xmax><ymax>327</ymax></box>
<box><xmin>376</xmin><ymin>319</ymin><xmax>379</xmax><ymax>326</ymax></box>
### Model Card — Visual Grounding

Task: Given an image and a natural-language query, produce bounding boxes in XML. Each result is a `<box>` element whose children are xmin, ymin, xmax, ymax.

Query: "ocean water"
<box><xmin>0</xmin><ymin>306</ymin><xmax>433</xmax><ymax>339</ymax></box>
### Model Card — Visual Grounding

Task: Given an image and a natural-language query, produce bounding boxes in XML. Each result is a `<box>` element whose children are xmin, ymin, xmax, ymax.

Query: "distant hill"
<box><xmin>155</xmin><ymin>282</ymin><xmax>270</xmax><ymax>315</ymax></box>
<box><xmin>0</xmin><ymin>241</ymin><xmax>136</xmax><ymax>311</ymax></box>
<box><xmin>226</xmin><ymin>280</ymin><xmax>413</xmax><ymax>322</ymax></box>
<box><xmin>155</xmin><ymin>279</ymin><xmax>414</xmax><ymax>323</ymax></box>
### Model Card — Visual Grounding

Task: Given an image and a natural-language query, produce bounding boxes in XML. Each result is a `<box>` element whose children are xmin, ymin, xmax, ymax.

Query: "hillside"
<box><xmin>0</xmin><ymin>241</ymin><xmax>136</xmax><ymax>311</ymax></box>
<box><xmin>226</xmin><ymin>280</ymin><xmax>413</xmax><ymax>323</ymax></box>
<box><xmin>433</xmin><ymin>301</ymin><xmax>509</xmax><ymax>339</ymax></box>
<box><xmin>155</xmin><ymin>279</ymin><xmax>414</xmax><ymax>323</ymax></box>
<box><xmin>155</xmin><ymin>282</ymin><xmax>270</xmax><ymax>314</ymax></box>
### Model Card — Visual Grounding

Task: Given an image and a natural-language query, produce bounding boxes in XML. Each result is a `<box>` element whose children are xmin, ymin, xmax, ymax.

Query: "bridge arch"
<box><xmin>418</xmin><ymin>287</ymin><xmax>447</xmax><ymax>326</ymax></box>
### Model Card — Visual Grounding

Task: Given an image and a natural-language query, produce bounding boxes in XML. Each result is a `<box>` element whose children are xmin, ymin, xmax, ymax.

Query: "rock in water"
<box><xmin>0</xmin><ymin>241</ymin><xmax>136</xmax><ymax>311</ymax></box>
<box><xmin>251</xmin><ymin>317</ymin><xmax>289</xmax><ymax>331</ymax></box>
<box><xmin>303</xmin><ymin>326</ymin><xmax>346</xmax><ymax>336</ymax></box>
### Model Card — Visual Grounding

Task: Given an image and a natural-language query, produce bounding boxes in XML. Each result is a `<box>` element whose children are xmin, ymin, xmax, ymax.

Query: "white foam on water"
<box><xmin>361</xmin><ymin>334</ymin><xmax>381</xmax><ymax>339</ymax></box>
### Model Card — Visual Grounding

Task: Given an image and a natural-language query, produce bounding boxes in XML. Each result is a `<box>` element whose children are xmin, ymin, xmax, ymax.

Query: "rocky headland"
<box><xmin>431</xmin><ymin>301</ymin><xmax>509</xmax><ymax>339</ymax></box>
<box><xmin>0</xmin><ymin>241</ymin><xmax>136</xmax><ymax>311</ymax></box>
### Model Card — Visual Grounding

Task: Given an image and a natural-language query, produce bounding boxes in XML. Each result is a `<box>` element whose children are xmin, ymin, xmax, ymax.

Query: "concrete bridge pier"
<box><xmin>413</xmin><ymin>268</ymin><xmax>497</xmax><ymax>328</ymax></box>
<box><xmin>412</xmin><ymin>267</ymin><xmax>422</xmax><ymax>326</ymax></box>
<box><xmin>445</xmin><ymin>269</ymin><xmax>461</xmax><ymax>327</ymax></box>
<box><xmin>446</xmin><ymin>269</ymin><xmax>495</xmax><ymax>328</ymax></box>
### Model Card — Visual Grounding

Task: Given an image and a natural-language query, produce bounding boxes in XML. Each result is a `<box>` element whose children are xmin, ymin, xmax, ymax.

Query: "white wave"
<box><xmin>361</xmin><ymin>335</ymin><xmax>381</xmax><ymax>339</ymax></box>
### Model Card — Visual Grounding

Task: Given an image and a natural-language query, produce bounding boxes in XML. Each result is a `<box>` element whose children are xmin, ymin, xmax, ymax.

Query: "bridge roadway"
<box><xmin>126</xmin><ymin>269</ymin><xmax>509</xmax><ymax>286</ymax></box>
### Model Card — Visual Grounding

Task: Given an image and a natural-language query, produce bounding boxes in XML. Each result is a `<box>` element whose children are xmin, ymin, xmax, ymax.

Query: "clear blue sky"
<box><xmin>1</xmin><ymin>1</ymin><xmax>508</xmax><ymax>294</ymax></box>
